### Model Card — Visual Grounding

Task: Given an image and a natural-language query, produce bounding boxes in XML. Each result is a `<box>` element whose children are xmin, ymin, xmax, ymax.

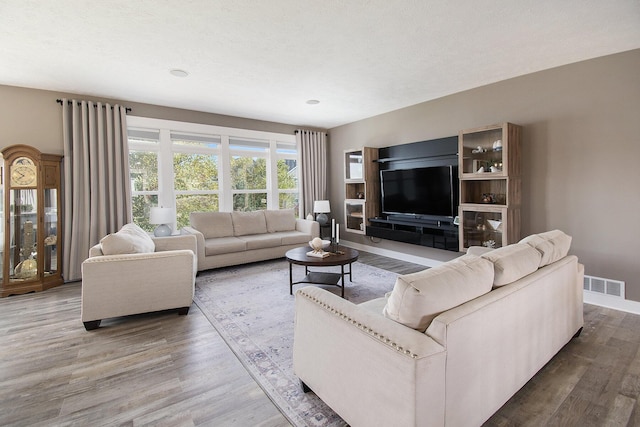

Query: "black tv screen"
<box><xmin>380</xmin><ymin>166</ymin><xmax>458</xmax><ymax>217</ymax></box>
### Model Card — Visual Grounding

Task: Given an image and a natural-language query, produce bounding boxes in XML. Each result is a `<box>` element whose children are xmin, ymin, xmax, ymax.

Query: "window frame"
<box><xmin>127</xmin><ymin>116</ymin><xmax>301</xmax><ymax>231</ymax></box>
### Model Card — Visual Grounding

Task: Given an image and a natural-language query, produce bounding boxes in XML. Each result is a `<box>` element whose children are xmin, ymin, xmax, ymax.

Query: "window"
<box><xmin>127</xmin><ymin>117</ymin><xmax>300</xmax><ymax>232</ymax></box>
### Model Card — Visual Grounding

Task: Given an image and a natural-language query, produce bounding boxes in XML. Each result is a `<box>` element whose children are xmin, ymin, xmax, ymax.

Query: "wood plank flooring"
<box><xmin>0</xmin><ymin>252</ymin><xmax>639</xmax><ymax>426</ymax></box>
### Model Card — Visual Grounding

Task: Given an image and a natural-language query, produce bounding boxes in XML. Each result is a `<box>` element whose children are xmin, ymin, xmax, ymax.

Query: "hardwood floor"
<box><xmin>0</xmin><ymin>252</ymin><xmax>639</xmax><ymax>426</ymax></box>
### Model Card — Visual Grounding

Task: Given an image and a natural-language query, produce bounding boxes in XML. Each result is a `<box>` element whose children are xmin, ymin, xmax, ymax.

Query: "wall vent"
<box><xmin>584</xmin><ymin>275</ymin><xmax>625</xmax><ymax>299</ymax></box>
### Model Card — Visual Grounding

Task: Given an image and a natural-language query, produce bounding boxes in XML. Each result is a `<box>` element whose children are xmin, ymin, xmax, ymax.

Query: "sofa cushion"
<box><xmin>519</xmin><ymin>230</ymin><xmax>572</xmax><ymax>267</ymax></box>
<box><xmin>238</xmin><ymin>234</ymin><xmax>283</xmax><ymax>250</ymax></box>
<box><xmin>100</xmin><ymin>223</ymin><xmax>155</xmax><ymax>255</ymax></box>
<box><xmin>190</xmin><ymin>212</ymin><xmax>234</xmax><ymax>239</ymax></box>
<box><xmin>279</xmin><ymin>230</ymin><xmax>313</xmax><ymax>246</ymax></box>
<box><xmin>204</xmin><ymin>237</ymin><xmax>247</xmax><ymax>256</ymax></box>
<box><xmin>232</xmin><ymin>211</ymin><xmax>268</xmax><ymax>236</ymax></box>
<box><xmin>383</xmin><ymin>254</ymin><xmax>494</xmax><ymax>332</ymax></box>
<box><xmin>265</xmin><ymin>209</ymin><xmax>297</xmax><ymax>233</ymax></box>
<box><xmin>481</xmin><ymin>243</ymin><xmax>542</xmax><ymax>287</ymax></box>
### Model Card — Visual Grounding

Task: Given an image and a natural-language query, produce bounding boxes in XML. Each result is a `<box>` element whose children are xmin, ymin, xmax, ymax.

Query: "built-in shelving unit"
<box><xmin>344</xmin><ymin>147</ymin><xmax>379</xmax><ymax>234</ymax></box>
<box><xmin>459</xmin><ymin>123</ymin><xmax>522</xmax><ymax>251</ymax></box>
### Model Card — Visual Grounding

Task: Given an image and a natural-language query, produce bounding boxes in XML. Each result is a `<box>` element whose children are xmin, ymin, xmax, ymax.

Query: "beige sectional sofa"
<box><xmin>182</xmin><ymin>209</ymin><xmax>319</xmax><ymax>272</ymax></box>
<box><xmin>293</xmin><ymin>230</ymin><xmax>583</xmax><ymax>427</ymax></box>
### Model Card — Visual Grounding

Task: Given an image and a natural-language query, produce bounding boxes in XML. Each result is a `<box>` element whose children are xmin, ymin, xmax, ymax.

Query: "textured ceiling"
<box><xmin>1</xmin><ymin>1</ymin><xmax>639</xmax><ymax>128</ymax></box>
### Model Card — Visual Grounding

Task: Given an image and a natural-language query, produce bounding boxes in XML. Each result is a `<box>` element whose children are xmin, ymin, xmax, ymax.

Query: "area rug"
<box><xmin>194</xmin><ymin>259</ymin><xmax>399</xmax><ymax>427</ymax></box>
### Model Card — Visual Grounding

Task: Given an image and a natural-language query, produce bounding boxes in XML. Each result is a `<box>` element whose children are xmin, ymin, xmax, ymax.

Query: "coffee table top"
<box><xmin>286</xmin><ymin>246</ymin><xmax>359</xmax><ymax>267</ymax></box>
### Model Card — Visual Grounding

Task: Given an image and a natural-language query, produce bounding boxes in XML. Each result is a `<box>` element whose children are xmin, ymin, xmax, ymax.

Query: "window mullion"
<box><xmin>220</xmin><ymin>135</ymin><xmax>231</xmax><ymax>212</ymax></box>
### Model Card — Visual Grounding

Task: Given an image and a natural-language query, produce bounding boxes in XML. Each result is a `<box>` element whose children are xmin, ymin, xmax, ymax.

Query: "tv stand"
<box><xmin>367</xmin><ymin>215</ymin><xmax>459</xmax><ymax>252</ymax></box>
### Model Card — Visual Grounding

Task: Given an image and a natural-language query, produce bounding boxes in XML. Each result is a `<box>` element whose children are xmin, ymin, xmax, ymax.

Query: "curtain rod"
<box><xmin>294</xmin><ymin>129</ymin><xmax>328</xmax><ymax>136</ymax></box>
<box><xmin>56</xmin><ymin>99</ymin><xmax>132</xmax><ymax>113</ymax></box>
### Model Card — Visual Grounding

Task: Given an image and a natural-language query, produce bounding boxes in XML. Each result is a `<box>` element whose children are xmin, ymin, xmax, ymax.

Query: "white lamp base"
<box><xmin>153</xmin><ymin>224</ymin><xmax>172</xmax><ymax>237</ymax></box>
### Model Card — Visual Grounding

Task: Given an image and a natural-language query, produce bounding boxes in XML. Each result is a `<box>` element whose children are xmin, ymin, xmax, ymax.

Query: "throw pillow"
<box><xmin>383</xmin><ymin>254</ymin><xmax>494</xmax><ymax>332</ymax></box>
<box><xmin>100</xmin><ymin>223</ymin><xmax>155</xmax><ymax>255</ymax></box>
<box><xmin>190</xmin><ymin>212</ymin><xmax>234</xmax><ymax>239</ymax></box>
<box><xmin>480</xmin><ymin>243</ymin><xmax>542</xmax><ymax>287</ymax></box>
<box><xmin>519</xmin><ymin>229</ymin><xmax>572</xmax><ymax>267</ymax></box>
<box><xmin>231</xmin><ymin>210</ymin><xmax>268</xmax><ymax>236</ymax></box>
<box><xmin>265</xmin><ymin>209</ymin><xmax>296</xmax><ymax>233</ymax></box>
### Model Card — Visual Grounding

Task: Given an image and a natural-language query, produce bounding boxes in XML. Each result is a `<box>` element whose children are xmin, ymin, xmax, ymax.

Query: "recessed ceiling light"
<box><xmin>170</xmin><ymin>69</ymin><xmax>189</xmax><ymax>78</ymax></box>
<box><xmin>306</xmin><ymin>99</ymin><xmax>320</xmax><ymax>105</ymax></box>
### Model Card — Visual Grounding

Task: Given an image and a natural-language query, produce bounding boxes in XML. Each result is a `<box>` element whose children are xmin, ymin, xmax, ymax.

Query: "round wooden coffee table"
<box><xmin>286</xmin><ymin>246</ymin><xmax>359</xmax><ymax>298</ymax></box>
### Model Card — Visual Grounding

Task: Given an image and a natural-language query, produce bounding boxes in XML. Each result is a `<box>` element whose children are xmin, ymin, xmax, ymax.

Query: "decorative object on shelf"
<box><xmin>481</xmin><ymin>193</ymin><xmax>496</xmax><ymax>204</ymax></box>
<box><xmin>483</xmin><ymin>240</ymin><xmax>496</xmax><ymax>248</ymax></box>
<box><xmin>313</xmin><ymin>200</ymin><xmax>331</xmax><ymax>226</ymax></box>
<box><xmin>150</xmin><ymin>206</ymin><xmax>174</xmax><ymax>237</ymax></box>
<box><xmin>477</xmin><ymin>166</ymin><xmax>486</xmax><ymax>173</ymax></box>
<box><xmin>492</xmin><ymin>140</ymin><xmax>503</xmax><ymax>151</ymax></box>
<box><xmin>487</xmin><ymin>220</ymin><xmax>503</xmax><ymax>232</ymax></box>
<box><xmin>471</xmin><ymin>146</ymin><xmax>486</xmax><ymax>154</ymax></box>
<box><xmin>356</xmin><ymin>192</ymin><xmax>364</xmax><ymax>199</ymax></box>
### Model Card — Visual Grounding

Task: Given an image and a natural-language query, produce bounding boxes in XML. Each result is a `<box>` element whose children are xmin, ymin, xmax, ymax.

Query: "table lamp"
<box><xmin>313</xmin><ymin>200</ymin><xmax>331</xmax><ymax>226</ymax></box>
<box><xmin>150</xmin><ymin>207</ymin><xmax>174</xmax><ymax>237</ymax></box>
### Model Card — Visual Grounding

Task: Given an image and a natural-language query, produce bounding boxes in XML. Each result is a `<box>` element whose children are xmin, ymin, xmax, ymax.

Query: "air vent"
<box><xmin>584</xmin><ymin>275</ymin><xmax>625</xmax><ymax>299</ymax></box>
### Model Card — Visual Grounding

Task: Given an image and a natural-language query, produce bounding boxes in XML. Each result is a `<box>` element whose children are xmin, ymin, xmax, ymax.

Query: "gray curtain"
<box><xmin>297</xmin><ymin>130</ymin><xmax>327</xmax><ymax>217</ymax></box>
<box><xmin>61</xmin><ymin>99</ymin><xmax>131</xmax><ymax>281</ymax></box>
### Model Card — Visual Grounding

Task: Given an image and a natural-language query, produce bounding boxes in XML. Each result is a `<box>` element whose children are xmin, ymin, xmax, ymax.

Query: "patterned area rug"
<box><xmin>194</xmin><ymin>258</ymin><xmax>399</xmax><ymax>427</ymax></box>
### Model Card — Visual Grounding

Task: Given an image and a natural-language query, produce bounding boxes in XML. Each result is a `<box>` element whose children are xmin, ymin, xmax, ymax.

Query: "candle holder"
<box><xmin>330</xmin><ymin>238</ymin><xmax>339</xmax><ymax>254</ymax></box>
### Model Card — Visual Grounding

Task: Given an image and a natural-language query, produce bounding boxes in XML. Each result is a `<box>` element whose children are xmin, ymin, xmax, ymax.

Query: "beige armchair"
<box><xmin>81</xmin><ymin>229</ymin><xmax>197</xmax><ymax>331</ymax></box>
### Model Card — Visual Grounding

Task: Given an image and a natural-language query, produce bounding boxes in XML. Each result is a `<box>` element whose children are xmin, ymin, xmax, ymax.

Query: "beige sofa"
<box><xmin>81</xmin><ymin>223</ymin><xmax>197</xmax><ymax>330</ymax></box>
<box><xmin>182</xmin><ymin>209</ymin><xmax>319</xmax><ymax>272</ymax></box>
<box><xmin>293</xmin><ymin>230</ymin><xmax>583</xmax><ymax>427</ymax></box>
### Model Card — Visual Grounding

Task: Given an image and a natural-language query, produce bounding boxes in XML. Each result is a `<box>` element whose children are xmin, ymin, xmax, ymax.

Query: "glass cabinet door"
<box><xmin>44</xmin><ymin>188</ymin><xmax>58</xmax><ymax>277</ymax></box>
<box><xmin>9</xmin><ymin>188</ymin><xmax>39</xmax><ymax>282</ymax></box>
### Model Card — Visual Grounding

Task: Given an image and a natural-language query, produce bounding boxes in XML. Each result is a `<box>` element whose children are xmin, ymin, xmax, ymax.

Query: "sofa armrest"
<box><xmin>293</xmin><ymin>286</ymin><xmax>446</xmax><ymax>427</ymax></box>
<box><xmin>152</xmin><ymin>234</ymin><xmax>197</xmax><ymax>254</ymax></box>
<box><xmin>295</xmin><ymin>218</ymin><xmax>319</xmax><ymax>238</ymax></box>
<box><xmin>181</xmin><ymin>226</ymin><xmax>206</xmax><ymax>270</ymax></box>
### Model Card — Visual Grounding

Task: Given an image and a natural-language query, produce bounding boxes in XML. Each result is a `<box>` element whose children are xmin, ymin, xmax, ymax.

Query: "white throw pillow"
<box><xmin>480</xmin><ymin>243</ymin><xmax>542</xmax><ymax>287</ymax></box>
<box><xmin>519</xmin><ymin>229</ymin><xmax>572</xmax><ymax>267</ymax></box>
<box><xmin>100</xmin><ymin>223</ymin><xmax>155</xmax><ymax>255</ymax></box>
<box><xmin>383</xmin><ymin>254</ymin><xmax>494</xmax><ymax>332</ymax></box>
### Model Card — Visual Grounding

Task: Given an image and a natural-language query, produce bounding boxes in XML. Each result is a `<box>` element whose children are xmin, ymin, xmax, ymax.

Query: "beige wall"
<box><xmin>329</xmin><ymin>49</ymin><xmax>640</xmax><ymax>301</ymax></box>
<box><xmin>0</xmin><ymin>85</ymin><xmax>300</xmax><ymax>157</ymax></box>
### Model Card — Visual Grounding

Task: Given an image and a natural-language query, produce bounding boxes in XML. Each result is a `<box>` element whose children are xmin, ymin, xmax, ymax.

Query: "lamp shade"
<box><xmin>149</xmin><ymin>207</ymin><xmax>174</xmax><ymax>225</ymax></box>
<box><xmin>313</xmin><ymin>200</ymin><xmax>331</xmax><ymax>213</ymax></box>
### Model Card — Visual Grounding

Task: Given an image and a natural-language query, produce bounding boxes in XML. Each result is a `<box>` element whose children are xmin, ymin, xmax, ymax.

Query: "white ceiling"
<box><xmin>1</xmin><ymin>1</ymin><xmax>639</xmax><ymax>129</ymax></box>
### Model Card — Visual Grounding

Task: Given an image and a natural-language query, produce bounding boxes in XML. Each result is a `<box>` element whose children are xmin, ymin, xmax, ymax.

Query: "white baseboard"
<box><xmin>583</xmin><ymin>291</ymin><xmax>640</xmax><ymax>315</ymax></box>
<box><xmin>343</xmin><ymin>240</ymin><xmax>640</xmax><ymax>316</ymax></box>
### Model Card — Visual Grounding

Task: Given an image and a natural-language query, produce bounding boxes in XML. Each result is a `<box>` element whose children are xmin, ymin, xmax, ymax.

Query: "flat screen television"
<box><xmin>380</xmin><ymin>165</ymin><xmax>458</xmax><ymax>217</ymax></box>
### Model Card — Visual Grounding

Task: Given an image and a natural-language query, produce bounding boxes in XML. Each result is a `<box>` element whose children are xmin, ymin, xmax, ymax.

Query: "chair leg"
<box><xmin>177</xmin><ymin>307</ymin><xmax>190</xmax><ymax>315</ymax></box>
<box><xmin>83</xmin><ymin>320</ymin><xmax>101</xmax><ymax>331</ymax></box>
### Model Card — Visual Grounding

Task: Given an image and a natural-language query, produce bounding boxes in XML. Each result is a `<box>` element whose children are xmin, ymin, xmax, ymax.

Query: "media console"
<box><xmin>367</xmin><ymin>215</ymin><xmax>459</xmax><ymax>252</ymax></box>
